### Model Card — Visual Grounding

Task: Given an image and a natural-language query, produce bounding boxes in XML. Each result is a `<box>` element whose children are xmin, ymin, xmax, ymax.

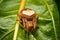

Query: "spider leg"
<box><xmin>33</xmin><ymin>17</ymin><xmax>37</xmax><ymax>30</ymax></box>
<box><xmin>22</xmin><ymin>18</ymin><xmax>29</xmax><ymax>39</ymax></box>
<box><xmin>22</xmin><ymin>18</ymin><xmax>26</xmax><ymax>31</ymax></box>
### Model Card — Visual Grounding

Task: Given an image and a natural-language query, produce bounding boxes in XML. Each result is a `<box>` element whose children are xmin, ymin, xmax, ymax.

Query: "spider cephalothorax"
<box><xmin>19</xmin><ymin>8</ymin><xmax>38</xmax><ymax>31</ymax></box>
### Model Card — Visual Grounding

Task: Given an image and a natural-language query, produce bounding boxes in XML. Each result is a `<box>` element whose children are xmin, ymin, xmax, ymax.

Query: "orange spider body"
<box><xmin>19</xmin><ymin>8</ymin><xmax>38</xmax><ymax>31</ymax></box>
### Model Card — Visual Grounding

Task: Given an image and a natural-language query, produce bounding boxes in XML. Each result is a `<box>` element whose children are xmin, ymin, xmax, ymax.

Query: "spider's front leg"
<box><xmin>33</xmin><ymin>16</ymin><xmax>38</xmax><ymax>30</ymax></box>
<box><xmin>22</xmin><ymin>18</ymin><xmax>27</xmax><ymax>31</ymax></box>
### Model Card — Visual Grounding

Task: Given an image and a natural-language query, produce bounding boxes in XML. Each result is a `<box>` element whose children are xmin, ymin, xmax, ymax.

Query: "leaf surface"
<box><xmin>0</xmin><ymin>0</ymin><xmax>59</xmax><ymax>40</ymax></box>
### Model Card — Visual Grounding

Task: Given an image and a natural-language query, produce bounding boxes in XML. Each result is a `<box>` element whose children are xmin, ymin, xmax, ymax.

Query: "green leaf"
<box><xmin>0</xmin><ymin>0</ymin><xmax>59</xmax><ymax>40</ymax></box>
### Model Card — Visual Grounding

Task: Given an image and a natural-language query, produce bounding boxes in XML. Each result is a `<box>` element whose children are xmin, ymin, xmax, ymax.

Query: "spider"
<box><xmin>19</xmin><ymin>8</ymin><xmax>38</xmax><ymax>31</ymax></box>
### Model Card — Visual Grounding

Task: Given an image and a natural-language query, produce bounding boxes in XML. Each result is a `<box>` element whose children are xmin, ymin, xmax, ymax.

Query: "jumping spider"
<box><xmin>19</xmin><ymin>8</ymin><xmax>38</xmax><ymax>31</ymax></box>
